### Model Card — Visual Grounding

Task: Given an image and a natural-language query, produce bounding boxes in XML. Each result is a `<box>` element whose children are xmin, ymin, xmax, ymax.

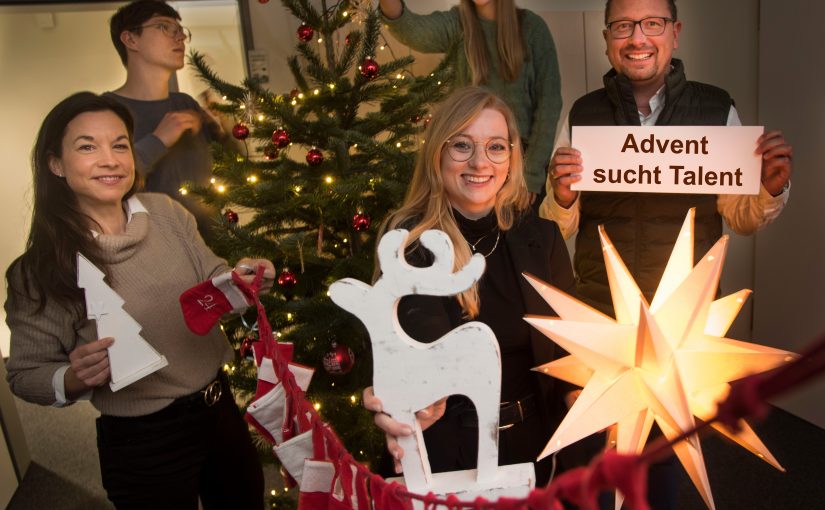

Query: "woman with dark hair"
<box><xmin>363</xmin><ymin>87</ymin><xmax>580</xmax><ymax>486</ymax></box>
<box><xmin>5</xmin><ymin>92</ymin><xmax>269</xmax><ymax>509</ymax></box>
<box><xmin>379</xmin><ymin>0</ymin><xmax>562</xmax><ymax>205</ymax></box>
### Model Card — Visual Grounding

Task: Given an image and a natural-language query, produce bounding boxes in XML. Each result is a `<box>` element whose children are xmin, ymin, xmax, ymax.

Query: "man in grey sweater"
<box><xmin>107</xmin><ymin>0</ymin><xmax>219</xmax><ymax>241</ymax></box>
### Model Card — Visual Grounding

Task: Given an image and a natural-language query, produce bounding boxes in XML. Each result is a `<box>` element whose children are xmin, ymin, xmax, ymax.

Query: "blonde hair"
<box><xmin>378</xmin><ymin>87</ymin><xmax>529</xmax><ymax>318</ymax></box>
<box><xmin>459</xmin><ymin>0</ymin><xmax>526</xmax><ymax>84</ymax></box>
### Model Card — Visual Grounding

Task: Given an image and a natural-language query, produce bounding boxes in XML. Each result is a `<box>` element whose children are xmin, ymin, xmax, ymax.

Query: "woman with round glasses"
<box><xmin>363</xmin><ymin>87</ymin><xmax>581</xmax><ymax>486</ymax></box>
<box><xmin>378</xmin><ymin>0</ymin><xmax>562</xmax><ymax>206</ymax></box>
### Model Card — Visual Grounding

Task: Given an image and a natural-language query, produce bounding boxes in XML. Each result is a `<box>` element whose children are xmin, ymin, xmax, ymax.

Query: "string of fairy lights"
<box><xmin>180</xmin><ymin>5</ymin><xmax>446</xmax><ymax>292</ymax></box>
<box><xmin>185</xmin><ymin>5</ymin><xmax>452</xmax><ymax>503</ymax></box>
<box><xmin>180</xmin><ymin>1</ymin><xmax>442</xmax><ymax>198</ymax></box>
<box><xmin>201</xmin><ymin>9</ymin><xmax>437</xmax><ymax>282</ymax></box>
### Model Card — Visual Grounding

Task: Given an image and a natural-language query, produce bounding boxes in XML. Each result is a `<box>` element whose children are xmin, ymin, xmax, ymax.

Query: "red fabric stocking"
<box><xmin>179</xmin><ymin>271</ymin><xmax>251</xmax><ymax>335</ymax></box>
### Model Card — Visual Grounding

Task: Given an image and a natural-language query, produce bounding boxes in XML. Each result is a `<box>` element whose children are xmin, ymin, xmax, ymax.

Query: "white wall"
<box><xmin>0</xmin><ymin>0</ymin><xmax>245</xmax><ymax>357</ymax></box>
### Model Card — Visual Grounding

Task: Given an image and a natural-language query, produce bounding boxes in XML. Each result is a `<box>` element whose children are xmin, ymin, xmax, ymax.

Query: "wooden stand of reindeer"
<box><xmin>329</xmin><ymin>229</ymin><xmax>534</xmax><ymax>502</ymax></box>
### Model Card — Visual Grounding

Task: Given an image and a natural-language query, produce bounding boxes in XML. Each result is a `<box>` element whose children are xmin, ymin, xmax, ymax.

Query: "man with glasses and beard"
<box><xmin>107</xmin><ymin>0</ymin><xmax>220</xmax><ymax>241</ymax></box>
<box><xmin>539</xmin><ymin>0</ymin><xmax>794</xmax><ymax>508</ymax></box>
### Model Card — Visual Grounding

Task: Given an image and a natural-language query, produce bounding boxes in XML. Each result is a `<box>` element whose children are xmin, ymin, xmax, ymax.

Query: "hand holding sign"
<box><xmin>548</xmin><ymin>147</ymin><xmax>583</xmax><ymax>208</ymax></box>
<box><xmin>757</xmin><ymin>130</ymin><xmax>793</xmax><ymax>196</ymax></box>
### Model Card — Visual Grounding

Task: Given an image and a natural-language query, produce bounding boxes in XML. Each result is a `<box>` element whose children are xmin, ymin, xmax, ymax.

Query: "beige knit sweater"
<box><xmin>5</xmin><ymin>193</ymin><xmax>233</xmax><ymax>417</ymax></box>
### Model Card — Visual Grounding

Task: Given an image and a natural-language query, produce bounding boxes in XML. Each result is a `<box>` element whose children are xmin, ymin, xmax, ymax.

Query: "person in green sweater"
<box><xmin>379</xmin><ymin>0</ymin><xmax>563</xmax><ymax>205</ymax></box>
<box><xmin>5</xmin><ymin>92</ymin><xmax>273</xmax><ymax>510</ymax></box>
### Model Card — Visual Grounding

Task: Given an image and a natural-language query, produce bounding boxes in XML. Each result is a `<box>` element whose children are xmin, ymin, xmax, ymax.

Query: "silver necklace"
<box><xmin>468</xmin><ymin>230</ymin><xmax>500</xmax><ymax>258</ymax></box>
<box><xmin>468</xmin><ymin>233</ymin><xmax>489</xmax><ymax>252</ymax></box>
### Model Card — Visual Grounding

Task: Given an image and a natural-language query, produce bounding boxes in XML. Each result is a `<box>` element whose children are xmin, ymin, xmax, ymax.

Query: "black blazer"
<box><xmin>397</xmin><ymin>210</ymin><xmax>576</xmax><ymax>429</ymax></box>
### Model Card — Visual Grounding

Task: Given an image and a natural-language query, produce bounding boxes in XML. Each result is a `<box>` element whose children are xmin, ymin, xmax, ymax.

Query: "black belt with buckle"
<box><xmin>498</xmin><ymin>394</ymin><xmax>537</xmax><ymax>430</ymax></box>
<box><xmin>456</xmin><ymin>394</ymin><xmax>537</xmax><ymax>430</ymax></box>
<box><xmin>169</xmin><ymin>371</ymin><xmax>226</xmax><ymax>410</ymax></box>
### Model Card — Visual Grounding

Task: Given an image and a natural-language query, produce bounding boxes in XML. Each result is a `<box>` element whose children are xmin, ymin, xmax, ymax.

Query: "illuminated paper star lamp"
<box><xmin>524</xmin><ymin>209</ymin><xmax>796</xmax><ymax>510</ymax></box>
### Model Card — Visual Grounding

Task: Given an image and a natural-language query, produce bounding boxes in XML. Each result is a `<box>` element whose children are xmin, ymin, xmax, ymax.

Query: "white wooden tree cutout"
<box><xmin>77</xmin><ymin>253</ymin><xmax>168</xmax><ymax>392</ymax></box>
<box><xmin>329</xmin><ymin>229</ymin><xmax>534</xmax><ymax>501</ymax></box>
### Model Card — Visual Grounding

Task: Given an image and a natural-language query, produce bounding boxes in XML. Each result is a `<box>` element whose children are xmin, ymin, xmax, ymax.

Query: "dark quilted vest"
<box><xmin>571</xmin><ymin>59</ymin><xmax>732</xmax><ymax>315</ymax></box>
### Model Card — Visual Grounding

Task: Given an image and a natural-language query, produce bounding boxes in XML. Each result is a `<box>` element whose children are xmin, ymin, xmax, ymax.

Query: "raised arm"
<box><xmin>379</xmin><ymin>2</ymin><xmax>460</xmax><ymax>54</ymax></box>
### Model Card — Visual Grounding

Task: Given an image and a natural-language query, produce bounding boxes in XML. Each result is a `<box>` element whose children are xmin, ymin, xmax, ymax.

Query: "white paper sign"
<box><xmin>571</xmin><ymin>126</ymin><xmax>764</xmax><ymax>195</ymax></box>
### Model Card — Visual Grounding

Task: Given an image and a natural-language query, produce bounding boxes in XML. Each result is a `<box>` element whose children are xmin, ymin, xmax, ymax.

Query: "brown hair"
<box><xmin>110</xmin><ymin>0</ymin><xmax>181</xmax><ymax>66</ymax></box>
<box><xmin>379</xmin><ymin>87</ymin><xmax>529</xmax><ymax>317</ymax></box>
<box><xmin>458</xmin><ymin>0</ymin><xmax>526</xmax><ymax>84</ymax></box>
<box><xmin>8</xmin><ymin>92</ymin><xmax>142</xmax><ymax>312</ymax></box>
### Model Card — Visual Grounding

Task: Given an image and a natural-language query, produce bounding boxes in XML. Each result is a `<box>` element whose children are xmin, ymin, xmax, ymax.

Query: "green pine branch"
<box><xmin>188</xmin><ymin>0</ymin><xmax>456</xmax><ymax>489</ymax></box>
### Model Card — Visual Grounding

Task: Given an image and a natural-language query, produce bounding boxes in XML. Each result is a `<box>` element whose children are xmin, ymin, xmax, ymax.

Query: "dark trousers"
<box><xmin>96</xmin><ymin>374</ymin><xmax>264</xmax><ymax>510</ymax></box>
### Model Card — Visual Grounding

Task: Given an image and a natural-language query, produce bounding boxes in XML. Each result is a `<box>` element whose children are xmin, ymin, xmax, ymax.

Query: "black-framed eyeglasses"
<box><xmin>133</xmin><ymin>22</ymin><xmax>192</xmax><ymax>42</ymax></box>
<box><xmin>606</xmin><ymin>17</ymin><xmax>674</xmax><ymax>39</ymax></box>
<box><xmin>444</xmin><ymin>135</ymin><xmax>512</xmax><ymax>164</ymax></box>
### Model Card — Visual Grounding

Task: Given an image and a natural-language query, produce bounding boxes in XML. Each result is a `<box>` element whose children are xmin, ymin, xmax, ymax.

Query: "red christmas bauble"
<box><xmin>297</xmin><ymin>24</ymin><xmax>314</xmax><ymax>42</ymax></box>
<box><xmin>306</xmin><ymin>148</ymin><xmax>324</xmax><ymax>166</ymax></box>
<box><xmin>345</xmin><ymin>34</ymin><xmax>352</xmax><ymax>46</ymax></box>
<box><xmin>232</xmin><ymin>123</ymin><xmax>250</xmax><ymax>140</ymax></box>
<box><xmin>423</xmin><ymin>115</ymin><xmax>432</xmax><ymax>128</ymax></box>
<box><xmin>264</xmin><ymin>146</ymin><xmax>279</xmax><ymax>160</ymax></box>
<box><xmin>240</xmin><ymin>336</ymin><xmax>258</xmax><ymax>358</ymax></box>
<box><xmin>224</xmin><ymin>209</ymin><xmax>239</xmax><ymax>224</ymax></box>
<box><xmin>277</xmin><ymin>269</ymin><xmax>298</xmax><ymax>288</ymax></box>
<box><xmin>359</xmin><ymin>58</ymin><xmax>380</xmax><ymax>79</ymax></box>
<box><xmin>409</xmin><ymin>114</ymin><xmax>422</xmax><ymax>124</ymax></box>
<box><xmin>289</xmin><ymin>88</ymin><xmax>300</xmax><ymax>99</ymax></box>
<box><xmin>352</xmin><ymin>212</ymin><xmax>371</xmax><ymax>232</ymax></box>
<box><xmin>272</xmin><ymin>128</ymin><xmax>290</xmax><ymax>148</ymax></box>
<box><xmin>322</xmin><ymin>343</ymin><xmax>355</xmax><ymax>375</ymax></box>
<box><xmin>258</xmin><ymin>0</ymin><xmax>270</xmax><ymax>4</ymax></box>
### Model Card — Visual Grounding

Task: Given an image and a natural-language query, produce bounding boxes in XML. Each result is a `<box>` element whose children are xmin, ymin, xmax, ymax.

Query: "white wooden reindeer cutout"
<box><xmin>329</xmin><ymin>229</ymin><xmax>534</xmax><ymax>500</ymax></box>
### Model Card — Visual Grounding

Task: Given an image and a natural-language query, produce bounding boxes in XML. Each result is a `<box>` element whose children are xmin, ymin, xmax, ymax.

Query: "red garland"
<box><xmin>232</xmin><ymin>271</ymin><xmax>825</xmax><ymax>509</ymax></box>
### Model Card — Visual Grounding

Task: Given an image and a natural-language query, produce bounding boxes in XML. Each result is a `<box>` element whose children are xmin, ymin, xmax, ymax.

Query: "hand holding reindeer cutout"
<box><xmin>330</xmin><ymin>229</ymin><xmax>534</xmax><ymax>498</ymax></box>
<box><xmin>362</xmin><ymin>386</ymin><xmax>447</xmax><ymax>474</ymax></box>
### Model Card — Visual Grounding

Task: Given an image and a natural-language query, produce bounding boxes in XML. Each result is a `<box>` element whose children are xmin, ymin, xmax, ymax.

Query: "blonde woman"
<box><xmin>363</xmin><ymin>87</ymin><xmax>578</xmax><ymax>486</ymax></box>
<box><xmin>379</xmin><ymin>0</ymin><xmax>562</xmax><ymax>204</ymax></box>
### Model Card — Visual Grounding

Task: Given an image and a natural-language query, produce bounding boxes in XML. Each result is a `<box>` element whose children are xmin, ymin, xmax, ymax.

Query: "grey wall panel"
<box><xmin>756</xmin><ymin>0</ymin><xmax>825</xmax><ymax>428</ymax></box>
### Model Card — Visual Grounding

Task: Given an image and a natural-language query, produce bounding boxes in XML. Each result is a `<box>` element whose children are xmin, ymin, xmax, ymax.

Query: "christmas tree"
<box><xmin>188</xmin><ymin>0</ymin><xmax>453</xmax><ymax>506</ymax></box>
